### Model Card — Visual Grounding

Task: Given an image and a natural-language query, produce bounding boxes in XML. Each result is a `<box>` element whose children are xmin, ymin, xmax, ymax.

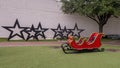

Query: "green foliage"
<box><xmin>61</xmin><ymin>0</ymin><xmax>120</xmax><ymax>32</ymax></box>
<box><xmin>61</xmin><ymin>0</ymin><xmax>120</xmax><ymax>16</ymax></box>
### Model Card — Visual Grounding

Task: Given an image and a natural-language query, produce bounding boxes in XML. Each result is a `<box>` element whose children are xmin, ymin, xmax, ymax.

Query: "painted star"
<box><xmin>25</xmin><ymin>25</ymin><xmax>38</xmax><ymax>41</ymax></box>
<box><xmin>51</xmin><ymin>24</ymin><xmax>63</xmax><ymax>39</ymax></box>
<box><xmin>61</xmin><ymin>26</ymin><xmax>70</xmax><ymax>39</ymax></box>
<box><xmin>70</xmin><ymin>23</ymin><xmax>84</xmax><ymax>38</ymax></box>
<box><xmin>2</xmin><ymin>19</ymin><xmax>26</xmax><ymax>41</ymax></box>
<box><xmin>35</xmin><ymin>22</ymin><xmax>48</xmax><ymax>39</ymax></box>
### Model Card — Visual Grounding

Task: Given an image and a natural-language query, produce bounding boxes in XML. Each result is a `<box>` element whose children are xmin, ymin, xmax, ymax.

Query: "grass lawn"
<box><xmin>0</xmin><ymin>45</ymin><xmax>120</xmax><ymax>68</ymax></box>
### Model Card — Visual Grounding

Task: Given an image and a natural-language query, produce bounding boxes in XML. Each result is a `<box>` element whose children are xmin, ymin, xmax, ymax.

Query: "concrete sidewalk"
<box><xmin>0</xmin><ymin>40</ymin><xmax>120</xmax><ymax>47</ymax></box>
<box><xmin>0</xmin><ymin>41</ymin><xmax>64</xmax><ymax>47</ymax></box>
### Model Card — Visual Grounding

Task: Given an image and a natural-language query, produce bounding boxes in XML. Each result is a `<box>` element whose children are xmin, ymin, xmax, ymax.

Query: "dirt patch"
<box><xmin>106</xmin><ymin>49</ymin><xmax>120</xmax><ymax>52</ymax></box>
<box><xmin>50</xmin><ymin>46</ymin><xmax>120</xmax><ymax>52</ymax></box>
<box><xmin>50</xmin><ymin>46</ymin><xmax>61</xmax><ymax>49</ymax></box>
<box><xmin>103</xmin><ymin>40</ymin><xmax>120</xmax><ymax>45</ymax></box>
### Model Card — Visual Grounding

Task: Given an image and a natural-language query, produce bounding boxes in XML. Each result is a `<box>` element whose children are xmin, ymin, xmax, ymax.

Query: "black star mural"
<box><xmin>35</xmin><ymin>22</ymin><xmax>49</xmax><ymax>39</ymax></box>
<box><xmin>70</xmin><ymin>23</ymin><xmax>85</xmax><ymax>38</ymax></box>
<box><xmin>2</xmin><ymin>20</ymin><xmax>85</xmax><ymax>40</ymax></box>
<box><xmin>2</xmin><ymin>19</ymin><xmax>27</xmax><ymax>41</ymax></box>
<box><xmin>25</xmin><ymin>24</ymin><xmax>38</xmax><ymax>41</ymax></box>
<box><xmin>51</xmin><ymin>24</ymin><xmax>63</xmax><ymax>39</ymax></box>
<box><xmin>61</xmin><ymin>26</ymin><xmax>71</xmax><ymax>39</ymax></box>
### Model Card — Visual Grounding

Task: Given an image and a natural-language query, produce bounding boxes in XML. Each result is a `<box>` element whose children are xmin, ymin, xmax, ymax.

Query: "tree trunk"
<box><xmin>87</xmin><ymin>14</ymin><xmax>111</xmax><ymax>33</ymax></box>
<box><xmin>98</xmin><ymin>24</ymin><xmax>103</xmax><ymax>33</ymax></box>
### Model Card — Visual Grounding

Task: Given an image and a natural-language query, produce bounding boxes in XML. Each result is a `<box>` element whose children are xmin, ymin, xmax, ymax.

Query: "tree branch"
<box><xmin>86</xmin><ymin>14</ymin><xmax>99</xmax><ymax>24</ymax></box>
<box><xmin>104</xmin><ymin>14</ymin><xmax>111</xmax><ymax>25</ymax></box>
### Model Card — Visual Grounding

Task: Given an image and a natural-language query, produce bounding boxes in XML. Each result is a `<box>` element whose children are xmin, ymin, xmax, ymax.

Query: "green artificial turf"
<box><xmin>0</xmin><ymin>45</ymin><xmax>120</xmax><ymax>68</ymax></box>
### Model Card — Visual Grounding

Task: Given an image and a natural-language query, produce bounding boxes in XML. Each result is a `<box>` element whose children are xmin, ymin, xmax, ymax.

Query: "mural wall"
<box><xmin>0</xmin><ymin>0</ymin><xmax>120</xmax><ymax>40</ymax></box>
<box><xmin>2</xmin><ymin>19</ymin><xmax>85</xmax><ymax>40</ymax></box>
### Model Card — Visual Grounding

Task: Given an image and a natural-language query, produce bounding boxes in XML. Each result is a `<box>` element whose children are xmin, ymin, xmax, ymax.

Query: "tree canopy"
<box><xmin>61</xmin><ymin>0</ymin><xmax>120</xmax><ymax>33</ymax></box>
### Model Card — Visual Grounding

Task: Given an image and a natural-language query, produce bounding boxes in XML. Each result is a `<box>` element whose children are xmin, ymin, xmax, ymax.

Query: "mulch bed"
<box><xmin>103</xmin><ymin>40</ymin><xmax>120</xmax><ymax>45</ymax></box>
<box><xmin>106</xmin><ymin>49</ymin><xmax>120</xmax><ymax>52</ymax></box>
<box><xmin>50</xmin><ymin>46</ymin><xmax>61</xmax><ymax>49</ymax></box>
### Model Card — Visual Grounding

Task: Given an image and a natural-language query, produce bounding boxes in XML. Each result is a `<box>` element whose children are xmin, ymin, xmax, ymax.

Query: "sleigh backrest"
<box><xmin>87</xmin><ymin>32</ymin><xmax>98</xmax><ymax>43</ymax></box>
<box><xmin>92</xmin><ymin>33</ymin><xmax>103</xmax><ymax>46</ymax></box>
<box><xmin>87</xmin><ymin>33</ymin><xmax>103</xmax><ymax>47</ymax></box>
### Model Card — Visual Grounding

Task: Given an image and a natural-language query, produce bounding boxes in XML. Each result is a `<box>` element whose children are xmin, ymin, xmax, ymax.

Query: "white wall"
<box><xmin>0</xmin><ymin>0</ymin><xmax>120</xmax><ymax>39</ymax></box>
<box><xmin>104</xmin><ymin>17</ymin><xmax>120</xmax><ymax>34</ymax></box>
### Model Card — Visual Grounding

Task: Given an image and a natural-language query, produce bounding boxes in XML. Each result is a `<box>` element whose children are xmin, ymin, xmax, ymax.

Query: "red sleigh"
<box><xmin>61</xmin><ymin>32</ymin><xmax>104</xmax><ymax>54</ymax></box>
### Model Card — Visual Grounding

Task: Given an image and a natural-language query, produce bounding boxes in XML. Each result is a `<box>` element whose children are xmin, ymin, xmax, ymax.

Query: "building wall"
<box><xmin>104</xmin><ymin>17</ymin><xmax>120</xmax><ymax>34</ymax></box>
<box><xmin>0</xmin><ymin>0</ymin><xmax>120</xmax><ymax>39</ymax></box>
